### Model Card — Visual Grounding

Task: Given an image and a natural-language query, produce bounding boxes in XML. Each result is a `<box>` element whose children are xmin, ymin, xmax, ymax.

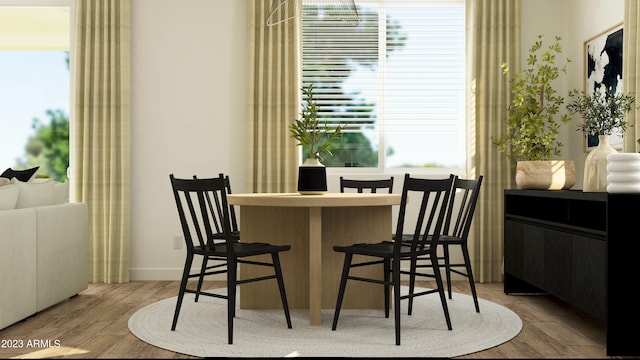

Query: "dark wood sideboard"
<box><xmin>503</xmin><ymin>189</ymin><xmax>639</xmax><ymax>357</ymax></box>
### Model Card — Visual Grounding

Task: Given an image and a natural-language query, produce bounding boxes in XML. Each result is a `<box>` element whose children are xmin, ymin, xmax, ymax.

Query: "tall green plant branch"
<box><xmin>493</xmin><ymin>35</ymin><xmax>572</xmax><ymax>163</ymax></box>
<box><xmin>289</xmin><ymin>84</ymin><xmax>346</xmax><ymax>161</ymax></box>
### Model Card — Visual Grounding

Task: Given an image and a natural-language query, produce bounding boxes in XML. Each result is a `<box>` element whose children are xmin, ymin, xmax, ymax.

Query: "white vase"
<box><xmin>606</xmin><ymin>152</ymin><xmax>640</xmax><ymax>193</ymax></box>
<box><xmin>583</xmin><ymin>135</ymin><xmax>617</xmax><ymax>192</ymax></box>
<box><xmin>297</xmin><ymin>157</ymin><xmax>327</xmax><ymax>195</ymax></box>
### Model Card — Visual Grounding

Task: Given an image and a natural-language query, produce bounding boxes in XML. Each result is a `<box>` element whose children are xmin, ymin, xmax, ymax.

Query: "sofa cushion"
<box><xmin>0</xmin><ymin>207</ymin><xmax>38</xmax><ymax>329</ymax></box>
<box><xmin>0</xmin><ymin>181</ymin><xmax>20</xmax><ymax>210</ymax></box>
<box><xmin>15</xmin><ymin>178</ymin><xmax>56</xmax><ymax>209</ymax></box>
<box><xmin>1</xmin><ymin>166</ymin><xmax>40</xmax><ymax>182</ymax></box>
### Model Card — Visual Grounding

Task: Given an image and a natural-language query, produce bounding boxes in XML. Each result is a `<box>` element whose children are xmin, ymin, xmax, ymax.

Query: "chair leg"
<box><xmin>432</xmin><ymin>252</ymin><xmax>452</xmax><ymax>331</ymax></box>
<box><xmin>462</xmin><ymin>245</ymin><xmax>480</xmax><ymax>313</ymax></box>
<box><xmin>393</xmin><ymin>257</ymin><xmax>401</xmax><ymax>346</ymax></box>
<box><xmin>271</xmin><ymin>253</ymin><xmax>292</xmax><ymax>328</ymax></box>
<box><xmin>195</xmin><ymin>256</ymin><xmax>209</xmax><ymax>302</ymax></box>
<box><xmin>172</xmin><ymin>252</ymin><xmax>194</xmax><ymax>331</ymax></box>
<box><xmin>407</xmin><ymin>257</ymin><xmax>417</xmax><ymax>315</ymax></box>
<box><xmin>384</xmin><ymin>258</ymin><xmax>390</xmax><ymax>318</ymax></box>
<box><xmin>443</xmin><ymin>244</ymin><xmax>452</xmax><ymax>299</ymax></box>
<box><xmin>332</xmin><ymin>253</ymin><xmax>352</xmax><ymax>331</ymax></box>
<box><xmin>227</xmin><ymin>258</ymin><xmax>237</xmax><ymax>345</ymax></box>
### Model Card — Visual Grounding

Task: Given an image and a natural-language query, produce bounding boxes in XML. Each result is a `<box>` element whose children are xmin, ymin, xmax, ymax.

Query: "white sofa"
<box><xmin>0</xmin><ymin>177</ymin><xmax>89</xmax><ymax>330</ymax></box>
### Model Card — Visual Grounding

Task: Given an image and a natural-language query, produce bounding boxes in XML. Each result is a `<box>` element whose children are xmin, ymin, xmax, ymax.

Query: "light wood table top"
<box><xmin>227</xmin><ymin>192</ymin><xmax>401</xmax><ymax>207</ymax></box>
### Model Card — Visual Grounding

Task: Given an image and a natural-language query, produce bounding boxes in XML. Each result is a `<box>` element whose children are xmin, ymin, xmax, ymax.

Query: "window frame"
<box><xmin>301</xmin><ymin>0</ymin><xmax>466</xmax><ymax>178</ymax></box>
<box><xmin>0</xmin><ymin>0</ymin><xmax>73</xmax><ymax>181</ymax></box>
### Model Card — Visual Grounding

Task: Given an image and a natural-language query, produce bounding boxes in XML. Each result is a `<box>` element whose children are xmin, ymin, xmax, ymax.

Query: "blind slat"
<box><xmin>302</xmin><ymin>0</ymin><xmax>465</xmax><ymax>168</ymax></box>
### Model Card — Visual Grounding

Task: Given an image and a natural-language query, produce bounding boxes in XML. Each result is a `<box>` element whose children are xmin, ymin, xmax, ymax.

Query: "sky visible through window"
<box><xmin>341</xmin><ymin>6</ymin><xmax>465</xmax><ymax>168</ymax></box>
<box><xmin>304</xmin><ymin>1</ymin><xmax>465</xmax><ymax>169</ymax></box>
<box><xmin>0</xmin><ymin>51</ymin><xmax>69</xmax><ymax>169</ymax></box>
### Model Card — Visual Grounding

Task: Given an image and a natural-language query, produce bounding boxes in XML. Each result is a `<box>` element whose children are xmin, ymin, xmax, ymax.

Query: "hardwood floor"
<box><xmin>0</xmin><ymin>280</ymin><xmax>611</xmax><ymax>359</ymax></box>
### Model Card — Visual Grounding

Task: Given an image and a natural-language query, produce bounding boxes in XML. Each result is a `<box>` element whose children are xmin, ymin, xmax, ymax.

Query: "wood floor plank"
<box><xmin>0</xmin><ymin>281</ymin><xmax>609</xmax><ymax>359</ymax></box>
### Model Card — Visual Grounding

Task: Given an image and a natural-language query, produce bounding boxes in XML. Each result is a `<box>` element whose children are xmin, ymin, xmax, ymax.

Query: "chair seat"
<box><xmin>196</xmin><ymin>242</ymin><xmax>291</xmax><ymax>257</ymax></box>
<box><xmin>437</xmin><ymin>235</ymin><xmax>464</xmax><ymax>245</ymax></box>
<box><xmin>398</xmin><ymin>234</ymin><xmax>464</xmax><ymax>246</ymax></box>
<box><xmin>333</xmin><ymin>241</ymin><xmax>432</xmax><ymax>258</ymax></box>
<box><xmin>213</xmin><ymin>230</ymin><xmax>240</xmax><ymax>240</ymax></box>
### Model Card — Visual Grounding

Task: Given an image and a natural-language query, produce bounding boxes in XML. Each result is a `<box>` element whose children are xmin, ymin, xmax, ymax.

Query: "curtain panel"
<box><xmin>73</xmin><ymin>0</ymin><xmax>131</xmax><ymax>283</ymax></box>
<box><xmin>467</xmin><ymin>0</ymin><xmax>519</xmax><ymax>282</ymax></box>
<box><xmin>245</xmin><ymin>0</ymin><xmax>300</xmax><ymax>193</ymax></box>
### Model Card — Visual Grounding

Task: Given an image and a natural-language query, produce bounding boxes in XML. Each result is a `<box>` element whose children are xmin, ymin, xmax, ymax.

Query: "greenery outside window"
<box><xmin>0</xmin><ymin>3</ymin><xmax>71</xmax><ymax>182</ymax></box>
<box><xmin>301</xmin><ymin>0</ymin><xmax>465</xmax><ymax>171</ymax></box>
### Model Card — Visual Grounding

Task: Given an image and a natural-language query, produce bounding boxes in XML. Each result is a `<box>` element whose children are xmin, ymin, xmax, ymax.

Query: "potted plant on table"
<box><xmin>289</xmin><ymin>83</ymin><xmax>346</xmax><ymax>194</ymax></box>
<box><xmin>566</xmin><ymin>87</ymin><xmax>636</xmax><ymax>192</ymax></box>
<box><xmin>493</xmin><ymin>35</ymin><xmax>575</xmax><ymax>190</ymax></box>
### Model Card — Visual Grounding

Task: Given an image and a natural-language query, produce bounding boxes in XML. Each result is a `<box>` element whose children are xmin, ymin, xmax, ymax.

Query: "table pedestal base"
<box><xmin>238</xmin><ymin>205</ymin><xmax>392</xmax><ymax>325</ymax></box>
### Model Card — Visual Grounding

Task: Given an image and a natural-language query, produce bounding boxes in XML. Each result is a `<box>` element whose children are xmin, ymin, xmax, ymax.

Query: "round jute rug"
<box><xmin>128</xmin><ymin>286</ymin><xmax>522</xmax><ymax>358</ymax></box>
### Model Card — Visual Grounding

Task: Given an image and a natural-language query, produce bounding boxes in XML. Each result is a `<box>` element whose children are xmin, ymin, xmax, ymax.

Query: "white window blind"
<box><xmin>302</xmin><ymin>0</ymin><xmax>465</xmax><ymax>169</ymax></box>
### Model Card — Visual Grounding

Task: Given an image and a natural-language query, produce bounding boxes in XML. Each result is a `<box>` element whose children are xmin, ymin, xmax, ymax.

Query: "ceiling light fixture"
<box><xmin>266</xmin><ymin>0</ymin><xmax>359</xmax><ymax>26</ymax></box>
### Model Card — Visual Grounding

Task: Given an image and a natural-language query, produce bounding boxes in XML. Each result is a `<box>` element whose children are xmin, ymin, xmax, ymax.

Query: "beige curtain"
<box><xmin>73</xmin><ymin>0</ymin><xmax>131</xmax><ymax>283</ymax></box>
<box><xmin>624</xmin><ymin>0</ymin><xmax>640</xmax><ymax>152</ymax></box>
<box><xmin>466</xmin><ymin>0</ymin><xmax>520</xmax><ymax>282</ymax></box>
<box><xmin>245</xmin><ymin>0</ymin><xmax>300</xmax><ymax>193</ymax></box>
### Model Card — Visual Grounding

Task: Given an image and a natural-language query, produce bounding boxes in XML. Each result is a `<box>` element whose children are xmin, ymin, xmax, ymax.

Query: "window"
<box><xmin>0</xmin><ymin>2</ymin><xmax>71</xmax><ymax>181</ymax></box>
<box><xmin>302</xmin><ymin>0</ymin><xmax>465</xmax><ymax>171</ymax></box>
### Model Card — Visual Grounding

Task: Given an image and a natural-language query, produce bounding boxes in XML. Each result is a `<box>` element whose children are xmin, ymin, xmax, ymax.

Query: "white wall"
<box><xmin>521</xmin><ymin>0</ymin><xmax>624</xmax><ymax>187</ymax></box>
<box><xmin>129</xmin><ymin>0</ymin><xmax>625</xmax><ymax>280</ymax></box>
<box><xmin>130</xmin><ymin>0</ymin><xmax>247</xmax><ymax>279</ymax></box>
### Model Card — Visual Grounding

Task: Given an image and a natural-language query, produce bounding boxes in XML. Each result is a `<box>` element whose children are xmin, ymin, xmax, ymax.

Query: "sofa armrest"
<box><xmin>36</xmin><ymin>202</ymin><xmax>89</xmax><ymax>311</ymax></box>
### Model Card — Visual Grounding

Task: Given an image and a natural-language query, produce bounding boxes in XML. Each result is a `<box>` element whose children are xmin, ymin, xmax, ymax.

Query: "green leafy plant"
<box><xmin>493</xmin><ymin>35</ymin><xmax>572</xmax><ymax>162</ymax></box>
<box><xmin>289</xmin><ymin>83</ymin><xmax>346</xmax><ymax>162</ymax></box>
<box><xmin>566</xmin><ymin>88</ymin><xmax>635</xmax><ymax>136</ymax></box>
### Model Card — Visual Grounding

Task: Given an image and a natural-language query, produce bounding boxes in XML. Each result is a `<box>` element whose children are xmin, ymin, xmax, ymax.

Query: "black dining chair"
<box><xmin>339</xmin><ymin>176</ymin><xmax>394</xmax><ymax>193</ymax></box>
<box><xmin>404</xmin><ymin>175</ymin><xmax>483</xmax><ymax>314</ymax></box>
<box><xmin>192</xmin><ymin>173</ymin><xmax>239</xmax><ymax>302</ymax></box>
<box><xmin>169</xmin><ymin>173</ymin><xmax>292</xmax><ymax>344</ymax></box>
<box><xmin>332</xmin><ymin>173</ymin><xmax>454</xmax><ymax>345</ymax></box>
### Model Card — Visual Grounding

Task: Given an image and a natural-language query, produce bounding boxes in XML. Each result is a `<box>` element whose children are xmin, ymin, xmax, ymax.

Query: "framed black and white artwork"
<box><xmin>583</xmin><ymin>22</ymin><xmax>624</xmax><ymax>152</ymax></box>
